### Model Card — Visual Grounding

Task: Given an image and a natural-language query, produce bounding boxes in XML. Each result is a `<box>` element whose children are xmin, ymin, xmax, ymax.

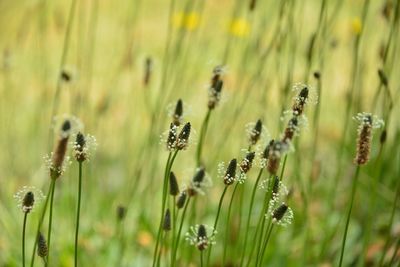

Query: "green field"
<box><xmin>0</xmin><ymin>0</ymin><xmax>399</xmax><ymax>266</ymax></box>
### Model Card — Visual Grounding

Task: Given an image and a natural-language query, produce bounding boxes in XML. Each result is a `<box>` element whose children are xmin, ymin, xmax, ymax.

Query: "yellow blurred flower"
<box><xmin>184</xmin><ymin>12</ymin><xmax>200</xmax><ymax>31</ymax></box>
<box><xmin>172</xmin><ymin>12</ymin><xmax>200</xmax><ymax>31</ymax></box>
<box><xmin>351</xmin><ymin>17</ymin><xmax>362</xmax><ymax>35</ymax></box>
<box><xmin>230</xmin><ymin>18</ymin><xmax>250</xmax><ymax>37</ymax></box>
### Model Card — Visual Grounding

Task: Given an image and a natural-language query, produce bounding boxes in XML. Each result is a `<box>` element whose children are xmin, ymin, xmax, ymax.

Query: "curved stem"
<box><xmin>338</xmin><ymin>165</ymin><xmax>360</xmax><ymax>267</ymax></box>
<box><xmin>170</xmin><ymin>195</ymin><xmax>176</xmax><ymax>266</ymax></box>
<box><xmin>172</xmin><ymin>196</ymin><xmax>191</xmax><ymax>265</ymax></box>
<box><xmin>152</xmin><ymin>152</ymin><xmax>172</xmax><ymax>267</ymax></box>
<box><xmin>45</xmin><ymin>180</ymin><xmax>56</xmax><ymax>267</ymax></box>
<box><xmin>206</xmin><ymin>185</ymin><xmax>229</xmax><ymax>266</ymax></box>
<box><xmin>74</xmin><ymin>162</ymin><xmax>83</xmax><ymax>267</ymax></box>
<box><xmin>240</xmin><ymin>168</ymin><xmax>264</xmax><ymax>266</ymax></box>
<box><xmin>258</xmin><ymin>222</ymin><xmax>274</xmax><ymax>266</ymax></box>
<box><xmin>196</xmin><ymin>110</ymin><xmax>211</xmax><ymax>166</ymax></box>
<box><xmin>22</xmin><ymin>212</ymin><xmax>28</xmax><ymax>267</ymax></box>
<box><xmin>378</xmin><ymin>158</ymin><xmax>400</xmax><ymax>266</ymax></box>
<box><xmin>222</xmin><ymin>183</ymin><xmax>239</xmax><ymax>265</ymax></box>
<box><xmin>30</xmin><ymin>180</ymin><xmax>54</xmax><ymax>267</ymax></box>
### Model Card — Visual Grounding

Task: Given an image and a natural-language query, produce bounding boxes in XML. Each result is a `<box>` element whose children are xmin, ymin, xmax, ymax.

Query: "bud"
<box><xmin>117</xmin><ymin>205</ymin><xmax>127</xmax><ymax>221</ymax></box>
<box><xmin>172</xmin><ymin>99</ymin><xmax>183</xmax><ymax>126</ymax></box>
<box><xmin>176</xmin><ymin>191</ymin><xmax>187</xmax><ymax>209</ymax></box>
<box><xmin>37</xmin><ymin>232</ymin><xmax>48</xmax><ymax>258</ymax></box>
<box><xmin>163</xmin><ymin>209</ymin><xmax>171</xmax><ymax>231</ymax></box>
<box><xmin>169</xmin><ymin>172</ymin><xmax>180</xmax><ymax>196</ymax></box>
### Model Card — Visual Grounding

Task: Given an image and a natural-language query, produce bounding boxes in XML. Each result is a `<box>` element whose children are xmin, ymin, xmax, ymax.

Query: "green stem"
<box><xmin>200</xmin><ymin>250</ymin><xmax>204</xmax><ymax>267</ymax></box>
<box><xmin>388</xmin><ymin>239</ymin><xmax>400</xmax><ymax>266</ymax></box>
<box><xmin>246</xmin><ymin>175</ymin><xmax>274</xmax><ymax>267</ymax></box>
<box><xmin>240</xmin><ymin>168</ymin><xmax>264</xmax><ymax>266</ymax></box>
<box><xmin>222</xmin><ymin>183</ymin><xmax>239</xmax><ymax>266</ymax></box>
<box><xmin>45</xmin><ymin>179</ymin><xmax>56</xmax><ymax>267</ymax></box>
<box><xmin>152</xmin><ymin>152</ymin><xmax>172</xmax><ymax>267</ymax></box>
<box><xmin>206</xmin><ymin>185</ymin><xmax>229</xmax><ymax>266</ymax></box>
<box><xmin>30</xmin><ymin>180</ymin><xmax>54</xmax><ymax>267</ymax></box>
<box><xmin>172</xmin><ymin>196</ymin><xmax>191</xmax><ymax>265</ymax></box>
<box><xmin>74</xmin><ymin>162</ymin><xmax>83</xmax><ymax>267</ymax></box>
<box><xmin>196</xmin><ymin>109</ymin><xmax>211</xmax><ymax>166</ymax></box>
<box><xmin>170</xmin><ymin>195</ymin><xmax>176</xmax><ymax>266</ymax></box>
<box><xmin>338</xmin><ymin>165</ymin><xmax>361</xmax><ymax>267</ymax></box>
<box><xmin>258</xmin><ymin>222</ymin><xmax>274</xmax><ymax>266</ymax></box>
<box><xmin>22</xmin><ymin>212</ymin><xmax>28</xmax><ymax>267</ymax></box>
<box><xmin>48</xmin><ymin>0</ymin><xmax>78</xmax><ymax>148</ymax></box>
<box><xmin>378</xmin><ymin>161</ymin><xmax>400</xmax><ymax>266</ymax></box>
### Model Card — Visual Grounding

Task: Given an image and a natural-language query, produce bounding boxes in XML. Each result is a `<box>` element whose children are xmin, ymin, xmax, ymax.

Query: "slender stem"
<box><xmin>22</xmin><ymin>212</ymin><xmax>28</xmax><ymax>267</ymax></box>
<box><xmin>258</xmin><ymin>222</ymin><xmax>274</xmax><ymax>266</ymax></box>
<box><xmin>200</xmin><ymin>251</ymin><xmax>204</xmax><ymax>267</ymax></box>
<box><xmin>45</xmin><ymin>179</ymin><xmax>56</xmax><ymax>267</ymax></box>
<box><xmin>156</xmin><ymin>232</ymin><xmax>165</xmax><ymax>267</ymax></box>
<box><xmin>172</xmin><ymin>196</ymin><xmax>191</xmax><ymax>265</ymax></box>
<box><xmin>170</xmin><ymin>195</ymin><xmax>176</xmax><ymax>266</ymax></box>
<box><xmin>74</xmin><ymin>162</ymin><xmax>83</xmax><ymax>267</ymax></box>
<box><xmin>388</xmin><ymin>238</ymin><xmax>400</xmax><ymax>266</ymax></box>
<box><xmin>222</xmin><ymin>183</ymin><xmax>239</xmax><ymax>266</ymax></box>
<box><xmin>196</xmin><ymin>110</ymin><xmax>211</xmax><ymax>166</ymax></box>
<box><xmin>240</xmin><ymin>168</ymin><xmax>264</xmax><ymax>266</ymax></box>
<box><xmin>378</xmin><ymin>161</ymin><xmax>400</xmax><ymax>266</ymax></box>
<box><xmin>338</xmin><ymin>165</ymin><xmax>361</xmax><ymax>267</ymax></box>
<box><xmin>246</xmin><ymin>175</ymin><xmax>274</xmax><ymax>267</ymax></box>
<box><xmin>206</xmin><ymin>185</ymin><xmax>229</xmax><ymax>266</ymax></box>
<box><xmin>152</xmin><ymin>152</ymin><xmax>172</xmax><ymax>267</ymax></box>
<box><xmin>30</xmin><ymin>180</ymin><xmax>54</xmax><ymax>267</ymax></box>
<box><xmin>48</xmin><ymin>0</ymin><xmax>78</xmax><ymax>148</ymax></box>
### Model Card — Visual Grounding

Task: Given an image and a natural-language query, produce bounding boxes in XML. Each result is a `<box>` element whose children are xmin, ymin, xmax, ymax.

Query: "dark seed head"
<box><xmin>61</xmin><ymin>70</ymin><xmax>71</xmax><ymax>82</ymax></box>
<box><xmin>272</xmin><ymin>176</ymin><xmax>280</xmax><ymax>195</ymax></box>
<box><xmin>380</xmin><ymin>129</ymin><xmax>387</xmax><ymax>144</ymax></box>
<box><xmin>62</xmin><ymin>120</ymin><xmax>71</xmax><ymax>133</ymax></box>
<box><xmin>37</xmin><ymin>232</ymin><xmax>48</xmax><ymax>258</ymax></box>
<box><xmin>163</xmin><ymin>209</ymin><xmax>171</xmax><ymax>231</ymax></box>
<box><xmin>224</xmin><ymin>158</ymin><xmax>237</xmax><ymax>185</ymax></box>
<box><xmin>193</xmin><ymin>167</ymin><xmax>206</xmax><ymax>184</ymax></box>
<box><xmin>22</xmin><ymin>191</ymin><xmax>35</xmax><ymax>213</ymax></box>
<box><xmin>169</xmin><ymin>172</ymin><xmax>180</xmax><ymax>196</ymax></box>
<box><xmin>173</xmin><ymin>99</ymin><xmax>183</xmax><ymax>126</ymax></box>
<box><xmin>196</xmin><ymin>224</ymin><xmax>208</xmax><ymax>251</ymax></box>
<box><xmin>250</xmin><ymin>119</ymin><xmax>262</xmax><ymax>145</ymax></box>
<box><xmin>176</xmin><ymin>191</ymin><xmax>187</xmax><ymax>209</ymax></box>
<box><xmin>240</xmin><ymin>152</ymin><xmax>255</xmax><ymax>173</ymax></box>
<box><xmin>75</xmin><ymin>132</ymin><xmax>86</xmax><ymax>162</ymax></box>
<box><xmin>117</xmin><ymin>205</ymin><xmax>127</xmax><ymax>221</ymax></box>
<box><xmin>272</xmin><ymin>203</ymin><xmax>288</xmax><ymax>221</ymax></box>
<box><xmin>176</xmin><ymin>122</ymin><xmax>191</xmax><ymax>150</ymax></box>
<box><xmin>166</xmin><ymin>123</ymin><xmax>177</xmax><ymax>150</ymax></box>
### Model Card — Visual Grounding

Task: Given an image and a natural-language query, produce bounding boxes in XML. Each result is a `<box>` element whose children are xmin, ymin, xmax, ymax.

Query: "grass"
<box><xmin>1</xmin><ymin>0</ymin><xmax>400</xmax><ymax>266</ymax></box>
